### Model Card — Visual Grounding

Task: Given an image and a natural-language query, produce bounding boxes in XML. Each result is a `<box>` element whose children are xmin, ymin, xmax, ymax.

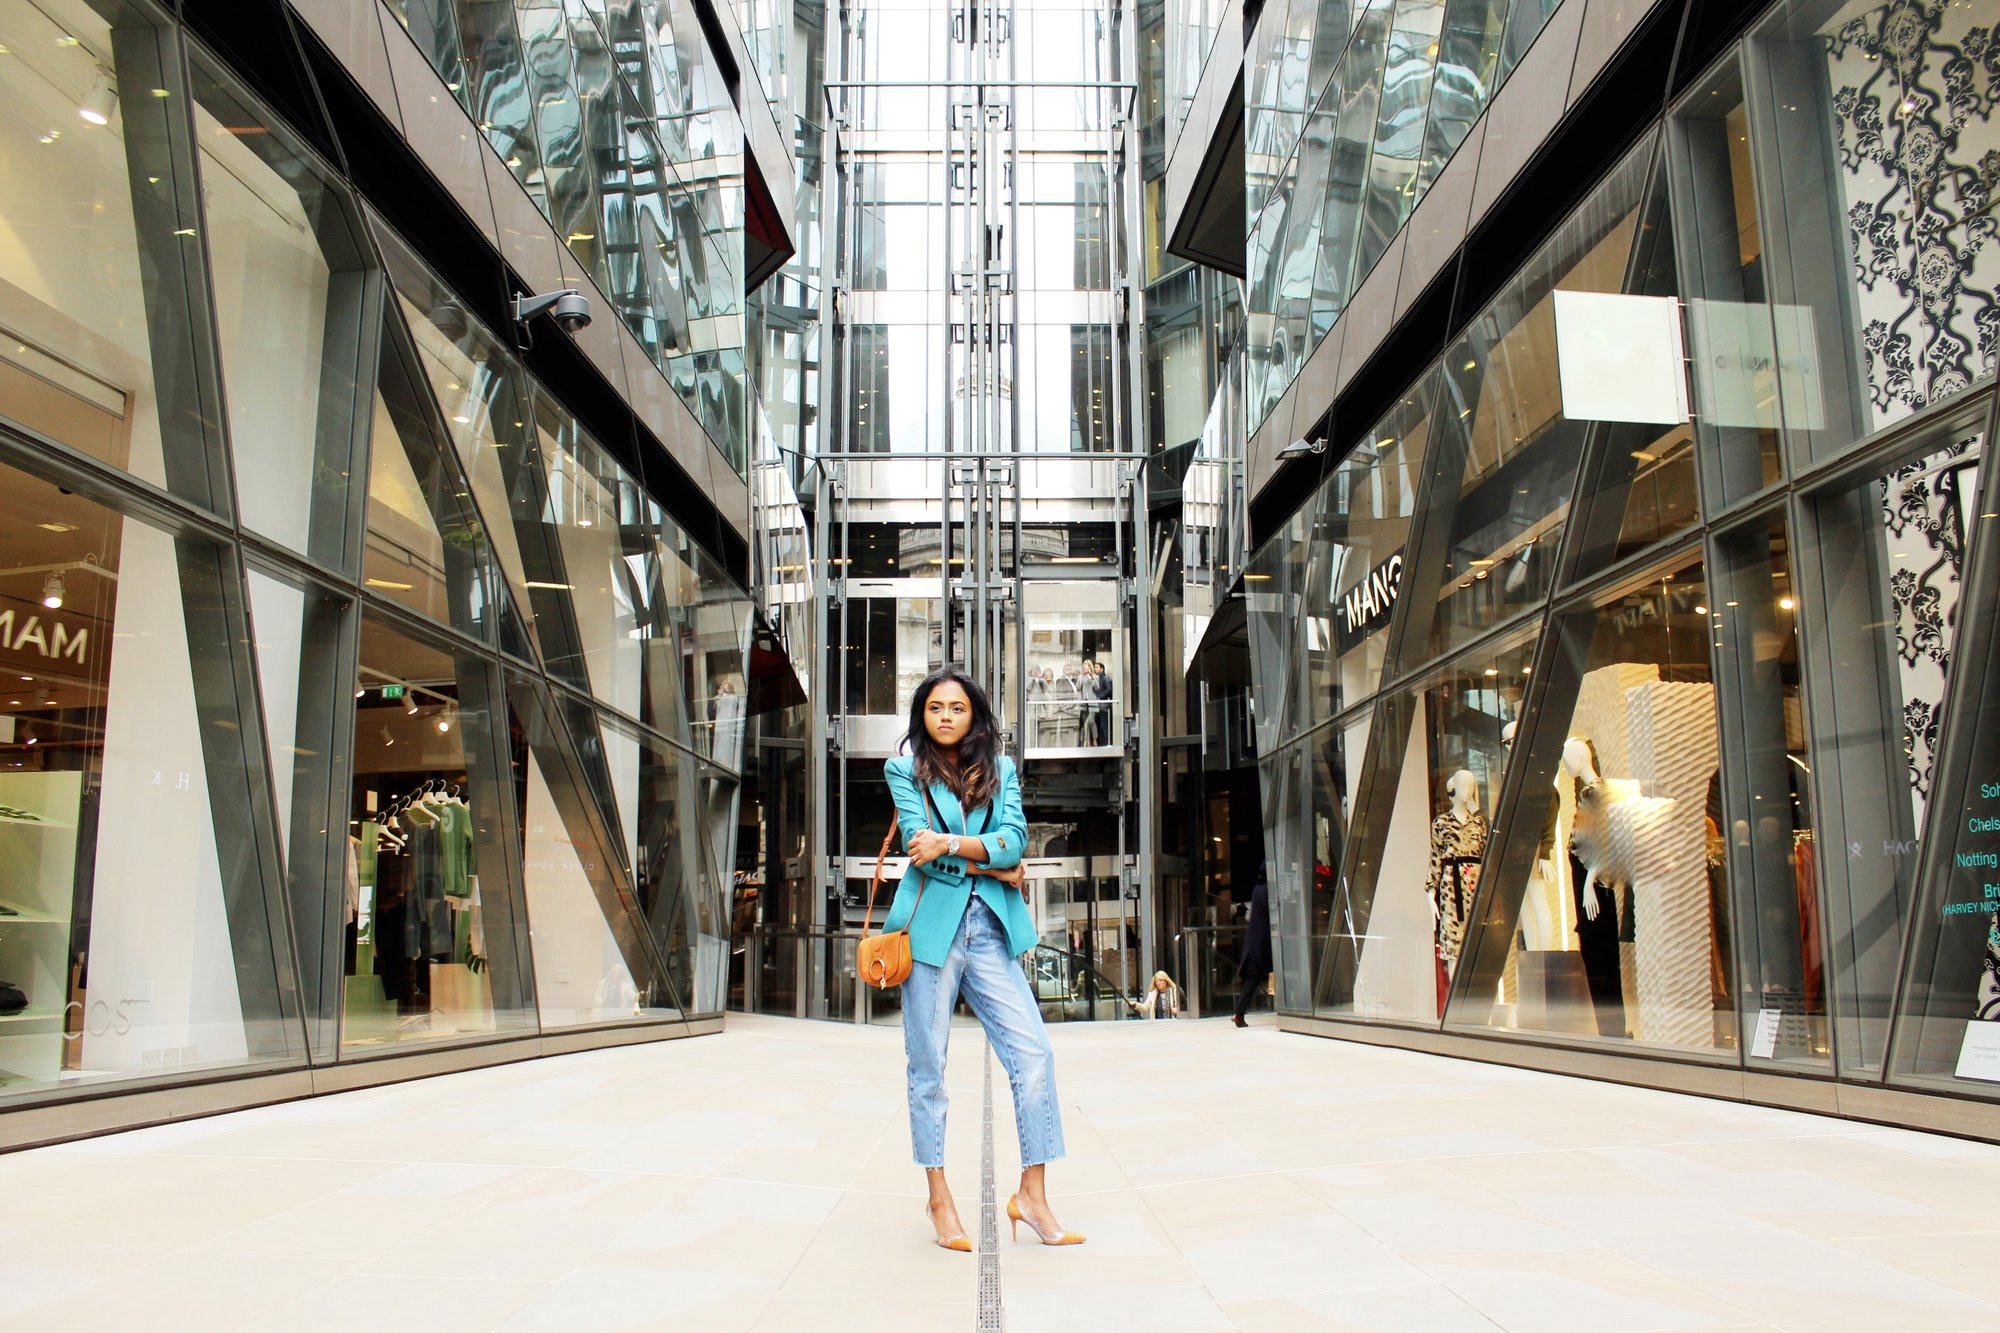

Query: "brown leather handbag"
<box><xmin>858</xmin><ymin>820</ymin><xmax>925</xmax><ymax>990</ymax></box>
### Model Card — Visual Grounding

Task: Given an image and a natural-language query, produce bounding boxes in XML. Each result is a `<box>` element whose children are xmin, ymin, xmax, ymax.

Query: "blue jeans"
<box><xmin>902</xmin><ymin>896</ymin><xmax>1065</xmax><ymax>1169</ymax></box>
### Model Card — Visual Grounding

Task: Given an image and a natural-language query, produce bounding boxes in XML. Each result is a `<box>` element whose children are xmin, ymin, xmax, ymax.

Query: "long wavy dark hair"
<box><xmin>903</xmin><ymin>666</ymin><xmax>1001</xmax><ymax>809</ymax></box>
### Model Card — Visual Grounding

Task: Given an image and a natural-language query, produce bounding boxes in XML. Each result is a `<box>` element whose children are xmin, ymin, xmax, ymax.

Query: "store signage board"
<box><xmin>1552</xmin><ymin>291</ymin><xmax>1690</xmax><ymax>426</ymax></box>
<box><xmin>1955</xmin><ymin>1022</ymin><xmax>2000</xmax><ymax>1083</ymax></box>
<box><xmin>1333</xmin><ymin>548</ymin><xmax>1402</xmax><ymax>655</ymax></box>
<box><xmin>1684</xmin><ymin>299</ymin><xmax>1826</xmax><ymax>431</ymax></box>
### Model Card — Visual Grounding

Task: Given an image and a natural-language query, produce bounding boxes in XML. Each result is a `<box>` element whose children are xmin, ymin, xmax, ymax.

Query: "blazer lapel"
<box><xmin>927</xmin><ymin>780</ymin><xmax>967</xmax><ymax>835</ymax></box>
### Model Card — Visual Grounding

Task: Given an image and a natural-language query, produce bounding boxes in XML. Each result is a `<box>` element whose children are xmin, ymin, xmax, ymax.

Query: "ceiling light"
<box><xmin>1778</xmin><ymin>596</ymin><xmax>1795</xmax><ymax>610</ymax></box>
<box><xmin>403</xmin><ymin>693</ymin><xmax>420</xmax><ymax>716</ymax></box>
<box><xmin>78</xmin><ymin>72</ymin><xmax>115</xmax><ymax>126</ymax></box>
<box><xmin>380</xmin><ymin>725</ymin><xmax>395</xmax><ymax>747</ymax></box>
<box><xmin>41</xmin><ymin>572</ymin><xmax>64</xmax><ymax>609</ymax></box>
<box><xmin>436</xmin><ymin>715</ymin><xmax>452</xmax><ymax>734</ymax></box>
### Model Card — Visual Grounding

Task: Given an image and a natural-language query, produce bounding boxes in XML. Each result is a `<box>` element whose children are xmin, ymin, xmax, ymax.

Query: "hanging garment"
<box><xmin>1425</xmin><ymin>809</ymin><xmax>1487</xmax><ymax>971</ymax></box>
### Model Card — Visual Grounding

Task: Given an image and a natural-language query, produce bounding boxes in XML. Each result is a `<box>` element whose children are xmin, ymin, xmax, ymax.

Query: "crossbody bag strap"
<box><xmin>862</xmin><ymin>783</ymin><xmax>941</xmax><ymax>936</ymax></box>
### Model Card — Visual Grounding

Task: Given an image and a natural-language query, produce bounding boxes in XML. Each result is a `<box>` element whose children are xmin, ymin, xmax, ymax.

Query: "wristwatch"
<box><xmin>946</xmin><ymin>834</ymin><xmax>961</xmax><ymax>859</ymax></box>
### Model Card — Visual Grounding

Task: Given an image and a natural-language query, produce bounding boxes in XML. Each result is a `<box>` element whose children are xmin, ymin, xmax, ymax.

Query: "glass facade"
<box><xmin>1242</xmin><ymin>0</ymin><xmax>1569</xmax><ymax>428</ymax></box>
<box><xmin>383</xmin><ymin>0</ymin><xmax>764</xmax><ymax>471</ymax></box>
<box><xmin>1235</xmin><ymin>0</ymin><xmax>2000</xmax><ymax>1107</ymax></box>
<box><xmin>0</xmin><ymin>0</ymin><xmax>760</xmax><ymax>1110</ymax></box>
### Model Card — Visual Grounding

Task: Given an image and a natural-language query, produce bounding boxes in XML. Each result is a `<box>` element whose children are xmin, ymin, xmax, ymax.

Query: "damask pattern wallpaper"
<box><xmin>1828</xmin><ymin>0</ymin><xmax>2000</xmax><ymax>425</ymax></box>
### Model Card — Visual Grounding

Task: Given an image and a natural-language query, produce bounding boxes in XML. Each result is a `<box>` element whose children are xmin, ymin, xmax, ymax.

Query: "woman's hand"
<box><xmin>971</xmin><ymin>863</ymin><xmax>1025</xmax><ymax>889</ymax></box>
<box><xmin>907</xmin><ymin>828</ymin><xmax>951</xmax><ymax>865</ymax></box>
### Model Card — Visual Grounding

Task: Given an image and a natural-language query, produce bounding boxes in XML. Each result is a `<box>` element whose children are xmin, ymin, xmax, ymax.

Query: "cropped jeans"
<box><xmin>902</xmin><ymin>895</ymin><xmax>1065</xmax><ymax>1169</ymax></box>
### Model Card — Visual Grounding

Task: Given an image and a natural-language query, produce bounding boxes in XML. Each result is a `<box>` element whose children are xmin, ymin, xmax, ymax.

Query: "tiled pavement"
<box><xmin>2</xmin><ymin>1013</ymin><xmax>1997</xmax><ymax>1331</ymax></box>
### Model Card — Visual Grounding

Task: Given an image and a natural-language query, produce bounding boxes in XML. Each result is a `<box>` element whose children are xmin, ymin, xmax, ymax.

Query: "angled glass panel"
<box><xmin>509</xmin><ymin>676</ymin><xmax>679</xmax><ymax>1025</ymax></box>
<box><xmin>1303</xmin><ymin>710</ymin><xmax>1375</xmax><ymax>1015</ymax></box>
<box><xmin>1354</xmin><ymin>0</ymin><xmax>1445</xmax><ymax>283</ymax></box>
<box><xmin>246</xmin><ymin>562</ymin><xmax>354</xmax><ymax>1059</ymax></box>
<box><xmin>600</xmin><ymin>714</ymin><xmax>728</xmax><ymax>1018</ymax></box>
<box><xmin>1746</xmin><ymin>1</ymin><xmax>1999</xmax><ymax>465</ymax></box>
<box><xmin>1564</xmin><ymin>157</ymin><xmax>1702</xmax><ymax>572</ymax></box>
<box><xmin>1452</xmin><ymin>557</ymin><xmax>1736</xmax><ymax>1059</ymax></box>
<box><xmin>363</xmin><ymin>304</ymin><xmax>510</xmax><ymax>647</ymax></box>
<box><xmin>1890</xmin><ymin>439</ymin><xmax>2000</xmax><ymax>1099</ymax></box>
<box><xmin>1421</xmin><ymin>0</ymin><xmax>1509</xmax><ymax>190</ymax></box>
<box><xmin>1399</xmin><ymin>139</ymin><xmax>1655</xmax><ymax>670</ymax></box>
<box><xmin>0</xmin><ymin>0</ymin><xmax>227</xmax><ymax>509</ymax></box>
<box><xmin>0</xmin><ymin>451</ymin><xmax>300</xmax><ymax>1101</ymax></box>
<box><xmin>1332</xmin><ymin>625</ymin><xmax>1536</xmax><ymax>1024</ymax></box>
<box><xmin>376</xmin><ymin>224</ymin><xmax>568</xmax><ymax>669</ymax></box>
<box><xmin>1492</xmin><ymin>0</ymin><xmax>1558</xmax><ymax>85</ymax></box>
<box><xmin>343</xmin><ymin>611</ymin><xmax>532</xmax><ymax>1051</ymax></box>
<box><xmin>1796</xmin><ymin>403</ymin><xmax>1987</xmax><ymax>1075</ymax></box>
<box><xmin>1669</xmin><ymin>59</ymin><xmax>1785</xmax><ymax>512</ymax></box>
<box><xmin>1315</xmin><ymin>3</ymin><xmax>1394</xmax><ymax>327</ymax></box>
<box><xmin>456</xmin><ymin>0</ymin><xmax>542</xmax><ymax>205</ymax></box>
<box><xmin>533</xmin><ymin>389</ymin><xmax>647</xmax><ymax>716</ymax></box>
<box><xmin>1711</xmin><ymin>513</ymin><xmax>1825</xmax><ymax>1072</ymax></box>
<box><xmin>384</xmin><ymin>2</ymin><xmax>471</xmax><ymax>106</ymax></box>
<box><xmin>192</xmin><ymin>56</ymin><xmax>374</xmax><ymax>571</ymax></box>
<box><xmin>1244</xmin><ymin>187</ymin><xmax>1290</xmax><ymax>426</ymax></box>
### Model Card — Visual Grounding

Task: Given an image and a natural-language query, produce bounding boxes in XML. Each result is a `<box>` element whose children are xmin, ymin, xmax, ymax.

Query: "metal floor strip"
<box><xmin>976</xmin><ymin>1038</ymin><xmax>1005</xmax><ymax>1330</ymax></box>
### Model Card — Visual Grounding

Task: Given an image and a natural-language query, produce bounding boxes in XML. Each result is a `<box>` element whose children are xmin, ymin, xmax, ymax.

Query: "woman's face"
<box><xmin>1153</xmin><ymin>976</ymin><xmax>1168</xmax><ymax>992</ymax></box>
<box><xmin>924</xmin><ymin>680</ymin><xmax>972</xmax><ymax>748</ymax></box>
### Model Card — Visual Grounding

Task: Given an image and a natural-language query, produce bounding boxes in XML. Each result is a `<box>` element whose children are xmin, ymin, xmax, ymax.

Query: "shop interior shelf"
<box><xmin>0</xmin><ymin>1007</ymin><xmax>63</xmax><ymax>1025</ymax></box>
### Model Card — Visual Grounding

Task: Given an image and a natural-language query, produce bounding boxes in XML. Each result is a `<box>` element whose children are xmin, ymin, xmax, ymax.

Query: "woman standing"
<box><xmin>884</xmin><ymin>667</ymin><xmax>1084</xmax><ymax>1252</ymax></box>
<box><xmin>1130</xmin><ymin>971</ymin><xmax>1181</xmax><ymax>1019</ymax></box>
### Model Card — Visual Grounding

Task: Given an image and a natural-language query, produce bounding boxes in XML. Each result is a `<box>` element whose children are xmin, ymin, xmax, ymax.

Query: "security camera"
<box><xmin>510</xmin><ymin>289</ymin><xmax>591</xmax><ymax>348</ymax></box>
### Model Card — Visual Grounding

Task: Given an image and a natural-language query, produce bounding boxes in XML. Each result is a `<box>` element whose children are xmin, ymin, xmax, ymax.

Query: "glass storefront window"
<box><xmin>0</xmin><ymin>451</ymin><xmax>299</xmax><ymax>1097</ymax></box>
<box><xmin>1891</xmin><ymin>449</ymin><xmax>2000</xmax><ymax>1097</ymax></box>
<box><xmin>0</xmin><ymin>0</ymin><xmax>226</xmax><ymax>509</ymax></box>
<box><xmin>1330</xmin><ymin>627</ymin><xmax>1537</xmax><ymax>1024</ymax></box>
<box><xmin>1669</xmin><ymin>60</ymin><xmax>1786</xmax><ymax>512</ymax></box>
<box><xmin>1400</xmin><ymin>139</ymin><xmax>1658</xmax><ymax>668</ymax></box>
<box><xmin>1746</xmin><ymin>0</ymin><xmax>2000</xmax><ymax>465</ymax></box>
<box><xmin>1712</xmin><ymin>513</ymin><xmax>1824</xmax><ymax>1069</ymax></box>
<box><xmin>1455</xmin><ymin>557</ymin><xmax>1735</xmax><ymax>1057</ymax></box>
<box><xmin>192</xmin><ymin>57</ymin><xmax>372</xmax><ymax>570</ymax></box>
<box><xmin>1798</xmin><ymin>405</ymin><xmax>1987</xmax><ymax>1074</ymax></box>
<box><xmin>342</xmin><ymin>611</ymin><xmax>531</xmax><ymax>1051</ymax></box>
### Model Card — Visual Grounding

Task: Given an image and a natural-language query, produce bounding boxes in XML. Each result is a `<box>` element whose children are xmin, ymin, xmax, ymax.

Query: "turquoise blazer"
<box><xmin>881</xmin><ymin>753</ymin><xmax>1036</xmax><ymax>966</ymax></box>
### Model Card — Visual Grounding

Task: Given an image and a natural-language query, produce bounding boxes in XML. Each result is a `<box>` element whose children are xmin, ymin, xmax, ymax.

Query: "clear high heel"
<box><xmin>927</xmin><ymin>1201</ymin><xmax>972</xmax><ymax>1252</ymax></box>
<box><xmin>1006</xmin><ymin>1193</ymin><xmax>1085</xmax><ymax>1246</ymax></box>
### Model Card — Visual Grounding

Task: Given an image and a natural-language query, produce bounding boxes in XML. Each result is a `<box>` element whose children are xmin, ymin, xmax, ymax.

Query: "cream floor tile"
<box><xmin>1223</xmin><ymin>1283</ymin><xmax>1506</xmax><ymax>1332</ymax></box>
<box><xmin>1418</xmin><ymin>1248</ymin><xmax>1763</xmax><ymax>1332</ymax></box>
<box><xmin>1616</xmin><ymin>1227</ymin><xmax>2000</xmax><ymax>1333</ymax></box>
<box><xmin>748</xmin><ymin>1290</ymin><xmax>972</xmax><ymax>1332</ymax></box>
<box><xmin>5</xmin><ymin>1251</ymin><xmax>355</xmax><ymax>1332</ymax></box>
<box><xmin>494</xmin><ymin>1265</ymin><xmax>778</xmax><ymax>1331</ymax></box>
<box><xmin>243</xmin><ymin>1273</ymin><xmax>548</xmax><ymax>1331</ymax></box>
<box><xmin>1007</xmin><ymin>1279</ymin><xmax>1233</xmax><ymax>1331</ymax></box>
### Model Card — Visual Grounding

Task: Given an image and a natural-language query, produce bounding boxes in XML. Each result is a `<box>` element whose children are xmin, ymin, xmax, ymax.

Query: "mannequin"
<box><xmin>1561</xmin><ymin>737</ymin><xmax>1629</xmax><ymax>1037</ymax></box>
<box><xmin>1426</xmin><ymin>769</ymin><xmax>1488</xmax><ymax>997</ymax></box>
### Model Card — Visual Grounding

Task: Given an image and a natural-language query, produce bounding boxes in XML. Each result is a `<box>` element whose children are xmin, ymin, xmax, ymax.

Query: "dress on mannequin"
<box><xmin>1426</xmin><ymin>770</ymin><xmax>1488</xmax><ymax>1011</ymax></box>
